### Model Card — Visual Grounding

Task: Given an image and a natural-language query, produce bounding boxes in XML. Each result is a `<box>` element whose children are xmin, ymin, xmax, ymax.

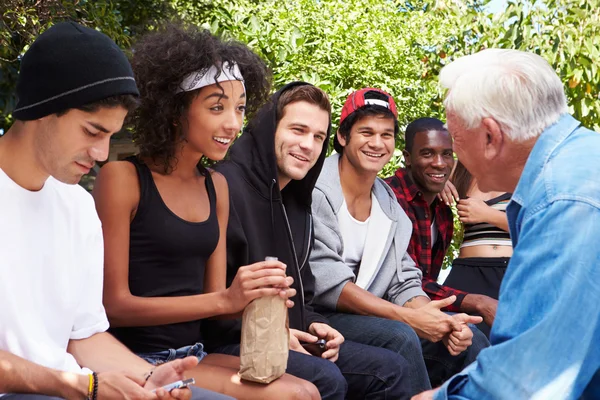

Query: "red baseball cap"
<box><xmin>339</xmin><ymin>88</ymin><xmax>398</xmax><ymax>126</ymax></box>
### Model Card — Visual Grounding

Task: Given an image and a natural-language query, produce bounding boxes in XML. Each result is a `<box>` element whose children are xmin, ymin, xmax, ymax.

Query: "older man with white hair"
<box><xmin>413</xmin><ymin>48</ymin><xmax>600</xmax><ymax>399</ymax></box>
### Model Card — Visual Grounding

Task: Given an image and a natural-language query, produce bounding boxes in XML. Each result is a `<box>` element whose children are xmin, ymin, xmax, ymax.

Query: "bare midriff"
<box><xmin>459</xmin><ymin>244</ymin><xmax>513</xmax><ymax>258</ymax></box>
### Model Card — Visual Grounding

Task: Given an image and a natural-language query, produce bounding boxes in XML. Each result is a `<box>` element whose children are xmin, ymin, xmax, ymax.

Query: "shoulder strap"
<box><xmin>203</xmin><ymin>167</ymin><xmax>217</xmax><ymax>216</ymax></box>
<box><xmin>485</xmin><ymin>192</ymin><xmax>512</xmax><ymax>206</ymax></box>
<box><xmin>125</xmin><ymin>156</ymin><xmax>154</xmax><ymax>216</ymax></box>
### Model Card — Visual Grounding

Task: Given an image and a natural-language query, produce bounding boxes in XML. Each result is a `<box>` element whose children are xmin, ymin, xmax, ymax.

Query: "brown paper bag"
<box><xmin>239</xmin><ymin>295</ymin><xmax>289</xmax><ymax>383</ymax></box>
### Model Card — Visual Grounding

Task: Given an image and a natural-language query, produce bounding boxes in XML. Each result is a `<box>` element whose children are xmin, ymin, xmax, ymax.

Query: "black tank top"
<box><xmin>110</xmin><ymin>157</ymin><xmax>219</xmax><ymax>353</ymax></box>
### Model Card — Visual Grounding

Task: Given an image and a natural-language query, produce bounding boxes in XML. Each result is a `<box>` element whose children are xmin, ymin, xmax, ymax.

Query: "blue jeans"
<box><xmin>137</xmin><ymin>342</ymin><xmax>208</xmax><ymax>365</ymax></box>
<box><xmin>2</xmin><ymin>386</ymin><xmax>233</xmax><ymax>400</ymax></box>
<box><xmin>215</xmin><ymin>339</ymin><xmax>411</xmax><ymax>400</ymax></box>
<box><xmin>323</xmin><ymin>312</ymin><xmax>489</xmax><ymax>393</ymax></box>
<box><xmin>134</xmin><ymin>343</ymin><xmax>233</xmax><ymax>399</ymax></box>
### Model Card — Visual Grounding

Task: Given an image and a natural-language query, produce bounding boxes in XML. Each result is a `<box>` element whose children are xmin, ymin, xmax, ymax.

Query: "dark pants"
<box><xmin>215</xmin><ymin>340</ymin><xmax>411</xmax><ymax>400</ymax></box>
<box><xmin>444</xmin><ymin>257</ymin><xmax>510</xmax><ymax>337</ymax></box>
<box><xmin>323</xmin><ymin>312</ymin><xmax>490</xmax><ymax>393</ymax></box>
<box><xmin>2</xmin><ymin>386</ymin><xmax>234</xmax><ymax>400</ymax></box>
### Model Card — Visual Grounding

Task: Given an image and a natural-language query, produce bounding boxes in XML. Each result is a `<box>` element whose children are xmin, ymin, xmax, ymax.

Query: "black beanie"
<box><xmin>13</xmin><ymin>22</ymin><xmax>139</xmax><ymax>121</ymax></box>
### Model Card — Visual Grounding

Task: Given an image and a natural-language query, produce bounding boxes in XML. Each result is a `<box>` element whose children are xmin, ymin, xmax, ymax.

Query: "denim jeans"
<box><xmin>2</xmin><ymin>386</ymin><xmax>233</xmax><ymax>400</ymax></box>
<box><xmin>322</xmin><ymin>312</ymin><xmax>489</xmax><ymax>394</ymax></box>
<box><xmin>215</xmin><ymin>339</ymin><xmax>411</xmax><ymax>400</ymax></box>
<box><xmin>136</xmin><ymin>342</ymin><xmax>207</xmax><ymax>365</ymax></box>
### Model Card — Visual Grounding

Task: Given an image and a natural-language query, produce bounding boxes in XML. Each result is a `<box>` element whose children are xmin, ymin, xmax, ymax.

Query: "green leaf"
<box><xmin>581</xmin><ymin>98</ymin><xmax>590</xmax><ymax>117</ymax></box>
<box><xmin>249</xmin><ymin>15</ymin><xmax>259</xmax><ymax>33</ymax></box>
<box><xmin>277</xmin><ymin>47</ymin><xmax>288</xmax><ymax>63</ymax></box>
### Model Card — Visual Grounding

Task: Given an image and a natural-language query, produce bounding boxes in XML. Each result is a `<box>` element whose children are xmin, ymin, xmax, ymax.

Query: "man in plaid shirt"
<box><xmin>385</xmin><ymin>118</ymin><xmax>499</xmax><ymax>324</ymax></box>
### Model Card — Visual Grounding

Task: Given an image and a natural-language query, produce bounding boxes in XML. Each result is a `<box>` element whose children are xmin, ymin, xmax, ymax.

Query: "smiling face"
<box><xmin>403</xmin><ymin>129</ymin><xmax>454</xmax><ymax>200</ymax></box>
<box><xmin>274</xmin><ymin>100</ymin><xmax>329</xmax><ymax>189</ymax></box>
<box><xmin>35</xmin><ymin>106</ymin><xmax>128</xmax><ymax>184</ymax></box>
<box><xmin>338</xmin><ymin>114</ymin><xmax>395</xmax><ymax>174</ymax></box>
<box><xmin>182</xmin><ymin>80</ymin><xmax>246</xmax><ymax>161</ymax></box>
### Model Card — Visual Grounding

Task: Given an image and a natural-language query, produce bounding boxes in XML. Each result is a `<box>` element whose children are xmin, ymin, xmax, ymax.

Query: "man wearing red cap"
<box><xmin>310</xmin><ymin>89</ymin><xmax>488</xmax><ymax>395</ymax></box>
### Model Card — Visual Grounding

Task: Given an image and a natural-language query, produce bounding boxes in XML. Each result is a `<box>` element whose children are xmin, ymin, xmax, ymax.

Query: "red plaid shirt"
<box><xmin>385</xmin><ymin>168</ymin><xmax>467</xmax><ymax>311</ymax></box>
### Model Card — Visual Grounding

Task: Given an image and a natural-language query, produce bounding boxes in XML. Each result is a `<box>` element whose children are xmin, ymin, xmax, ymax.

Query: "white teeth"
<box><xmin>214</xmin><ymin>137</ymin><xmax>231</xmax><ymax>144</ymax></box>
<box><xmin>429</xmin><ymin>174</ymin><xmax>445</xmax><ymax>178</ymax></box>
<box><xmin>364</xmin><ymin>152</ymin><xmax>383</xmax><ymax>157</ymax></box>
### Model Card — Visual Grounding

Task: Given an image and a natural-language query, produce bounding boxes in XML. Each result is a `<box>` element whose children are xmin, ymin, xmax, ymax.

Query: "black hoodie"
<box><xmin>203</xmin><ymin>82</ymin><xmax>330</xmax><ymax>351</ymax></box>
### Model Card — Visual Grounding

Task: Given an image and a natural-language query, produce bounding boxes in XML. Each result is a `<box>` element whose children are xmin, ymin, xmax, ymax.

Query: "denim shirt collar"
<box><xmin>511</xmin><ymin>114</ymin><xmax>581</xmax><ymax>208</ymax></box>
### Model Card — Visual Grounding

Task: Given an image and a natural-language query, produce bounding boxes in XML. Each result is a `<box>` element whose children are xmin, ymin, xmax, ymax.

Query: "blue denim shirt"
<box><xmin>434</xmin><ymin>114</ymin><xmax>600</xmax><ymax>400</ymax></box>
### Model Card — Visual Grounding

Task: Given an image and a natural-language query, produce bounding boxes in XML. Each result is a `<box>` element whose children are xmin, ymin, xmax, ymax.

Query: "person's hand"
<box><xmin>308</xmin><ymin>322</ymin><xmax>345</xmax><ymax>362</ymax></box>
<box><xmin>457</xmin><ymin>198</ymin><xmax>492</xmax><ymax>225</ymax></box>
<box><xmin>405</xmin><ymin>296</ymin><xmax>461</xmax><ymax>342</ymax></box>
<box><xmin>437</xmin><ymin>181</ymin><xmax>459</xmax><ymax>206</ymax></box>
<box><xmin>96</xmin><ymin>371</ymin><xmax>156</xmax><ymax>399</ymax></box>
<box><xmin>144</xmin><ymin>356</ymin><xmax>199</xmax><ymax>400</ymax></box>
<box><xmin>442</xmin><ymin>321</ymin><xmax>475</xmax><ymax>356</ymax></box>
<box><xmin>225</xmin><ymin>259</ymin><xmax>296</xmax><ymax>313</ymax></box>
<box><xmin>462</xmin><ymin>293</ymin><xmax>498</xmax><ymax>327</ymax></box>
<box><xmin>289</xmin><ymin>328</ymin><xmax>318</xmax><ymax>356</ymax></box>
<box><xmin>411</xmin><ymin>388</ymin><xmax>438</xmax><ymax>400</ymax></box>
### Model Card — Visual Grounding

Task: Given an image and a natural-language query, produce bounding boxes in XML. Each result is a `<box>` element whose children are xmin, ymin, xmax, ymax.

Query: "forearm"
<box><xmin>105</xmin><ymin>290</ymin><xmax>232</xmax><ymax>327</ymax></box>
<box><xmin>485</xmin><ymin>209</ymin><xmax>509</xmax><ymax>231</ymax></box>
<box><xmin>67</xmin><ymin>332</ymin><xmax>150</xmax><ymax>376</ymax></box>
<box><xmin>0</xmin><ymin>350</ymin><xmax>87</xmax><ymax>398</ymax></box>
<box><xmin>337</xmin><ymin>282</ymin><xmax>416</xmax><ymax>324</ymax></box>
<box><xmin>460</xmin><ymin>294</ymin><xmax>478</xmax><ymax>314</ymax></box>
<box><xmin>403</xmin><ymin>295</ymin><xmax>430</xmax><ymax>309</ymax></box>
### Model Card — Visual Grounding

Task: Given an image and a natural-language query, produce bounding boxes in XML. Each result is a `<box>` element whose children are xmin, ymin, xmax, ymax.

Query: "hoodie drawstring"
<box><xmin>269</xmin><ymin>179</ymin><xmax>276</xmax><ymax>239</ymax></box>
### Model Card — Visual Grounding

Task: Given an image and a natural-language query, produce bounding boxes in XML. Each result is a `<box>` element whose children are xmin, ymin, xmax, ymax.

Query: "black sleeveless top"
<box><xmin>110</xmin><ymin>157</ymin><xmax>219</xmax><ymax>353</ymax></box>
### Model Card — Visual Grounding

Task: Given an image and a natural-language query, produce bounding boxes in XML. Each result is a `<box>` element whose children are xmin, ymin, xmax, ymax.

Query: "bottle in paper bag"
<box><xmin>239</xmin><ymin>257</ymin><xmax>290</xmax><ymax>383</ymax></box>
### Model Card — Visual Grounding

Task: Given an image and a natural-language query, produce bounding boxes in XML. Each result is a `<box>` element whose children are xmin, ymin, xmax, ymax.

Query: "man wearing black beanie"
<box><xmin>0</xmin><ymin>22</ymin><xmax>224</xmax><ymax>400</ymax></box>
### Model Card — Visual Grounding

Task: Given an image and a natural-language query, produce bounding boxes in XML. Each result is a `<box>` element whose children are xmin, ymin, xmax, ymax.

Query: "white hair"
<box><xmin>440</xmin><ymin>49</ymin><xmax>568</xmax><ymax>142</ymax></box>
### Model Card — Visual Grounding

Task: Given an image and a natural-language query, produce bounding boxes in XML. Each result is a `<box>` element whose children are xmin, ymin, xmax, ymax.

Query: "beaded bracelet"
<box><xmin>91</xmin><ymin>372</ymin><xmax>98</xmax><ymax>400</ymax></box>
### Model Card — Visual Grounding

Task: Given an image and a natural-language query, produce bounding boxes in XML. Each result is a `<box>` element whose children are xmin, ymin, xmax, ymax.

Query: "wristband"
<box><xmin>87</xmin><ymin>374</ymin><xmax>94</xmax><ymax>399</ymax></box>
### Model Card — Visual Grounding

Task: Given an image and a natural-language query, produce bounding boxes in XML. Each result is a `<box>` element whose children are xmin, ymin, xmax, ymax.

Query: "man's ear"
<box><xmin>482</xmin><ymin>118</ymin><xmax>503</xmax><ymax>161</ymax></box>
<box><xmin>402</xmin><ymin>149</ymin><xmax>411</xmax><ymax>167</ymax></box>
<box><xmin>336</xmin><ymin>129</ymin><xmax>347</xmax><ymax>148</ymax></box>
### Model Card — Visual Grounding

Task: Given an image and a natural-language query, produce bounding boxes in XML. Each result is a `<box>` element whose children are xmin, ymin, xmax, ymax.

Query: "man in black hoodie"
<box><xmin>207</xmin><ymin>82</ymin><xmax>411</xmax><ymax>399</ymax></box>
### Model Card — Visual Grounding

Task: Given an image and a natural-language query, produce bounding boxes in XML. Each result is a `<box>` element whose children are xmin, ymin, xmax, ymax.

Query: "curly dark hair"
<box><xmin>130</xmin><ymin>24</ymin><xmax>271</xmax><ymax>173</ymax></box>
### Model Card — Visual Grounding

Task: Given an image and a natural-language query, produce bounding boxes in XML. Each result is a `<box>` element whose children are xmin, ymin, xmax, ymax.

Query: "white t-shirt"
<box><xmin>338</xmin><ymin>199</ymin><xmax>371</xmax><ymax>271</ymax></box>
<box><xmin>0</xmin><ymin>168</ymin><xmax>109</xmax><ymax>377</ymax></box>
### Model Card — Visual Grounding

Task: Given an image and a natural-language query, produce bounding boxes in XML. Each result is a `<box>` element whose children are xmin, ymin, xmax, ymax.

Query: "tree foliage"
<box><xmin>2</xmin><ymin>0</ymin><xmax>598</xmax><ymax>267</ymax></box>
<box><xmin>178</xmin><ymin>0</ymin><xmax>485</xmax><ymax>268</ymax></box>
<box><xmin>423</xmin><ymin>0</ymin><xmax>600</xmax><ymax>132</ymax></box>
<box><xmin>0</xmin><ymin>0</ymin><xmax>174</xmax><ymax>131</ymax></box>
<box><xmin>181</xmin><ymin>0</ymin><xmax>483</xmax><ymax>177</ymax></box>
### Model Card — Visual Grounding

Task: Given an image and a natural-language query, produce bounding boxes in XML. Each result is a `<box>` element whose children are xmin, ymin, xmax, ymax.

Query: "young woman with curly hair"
<box><xmin>92</xmin><ymin>24</ymin><xmax>320</xmax><ymax>400</ymax></box>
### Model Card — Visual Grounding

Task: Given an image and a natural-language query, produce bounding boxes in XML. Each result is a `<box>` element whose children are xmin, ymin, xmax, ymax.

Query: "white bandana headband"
<box><xmin>176</xmin><ymin>61</ymin><xmax>245</xmax><ymax>94</ymax></box>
